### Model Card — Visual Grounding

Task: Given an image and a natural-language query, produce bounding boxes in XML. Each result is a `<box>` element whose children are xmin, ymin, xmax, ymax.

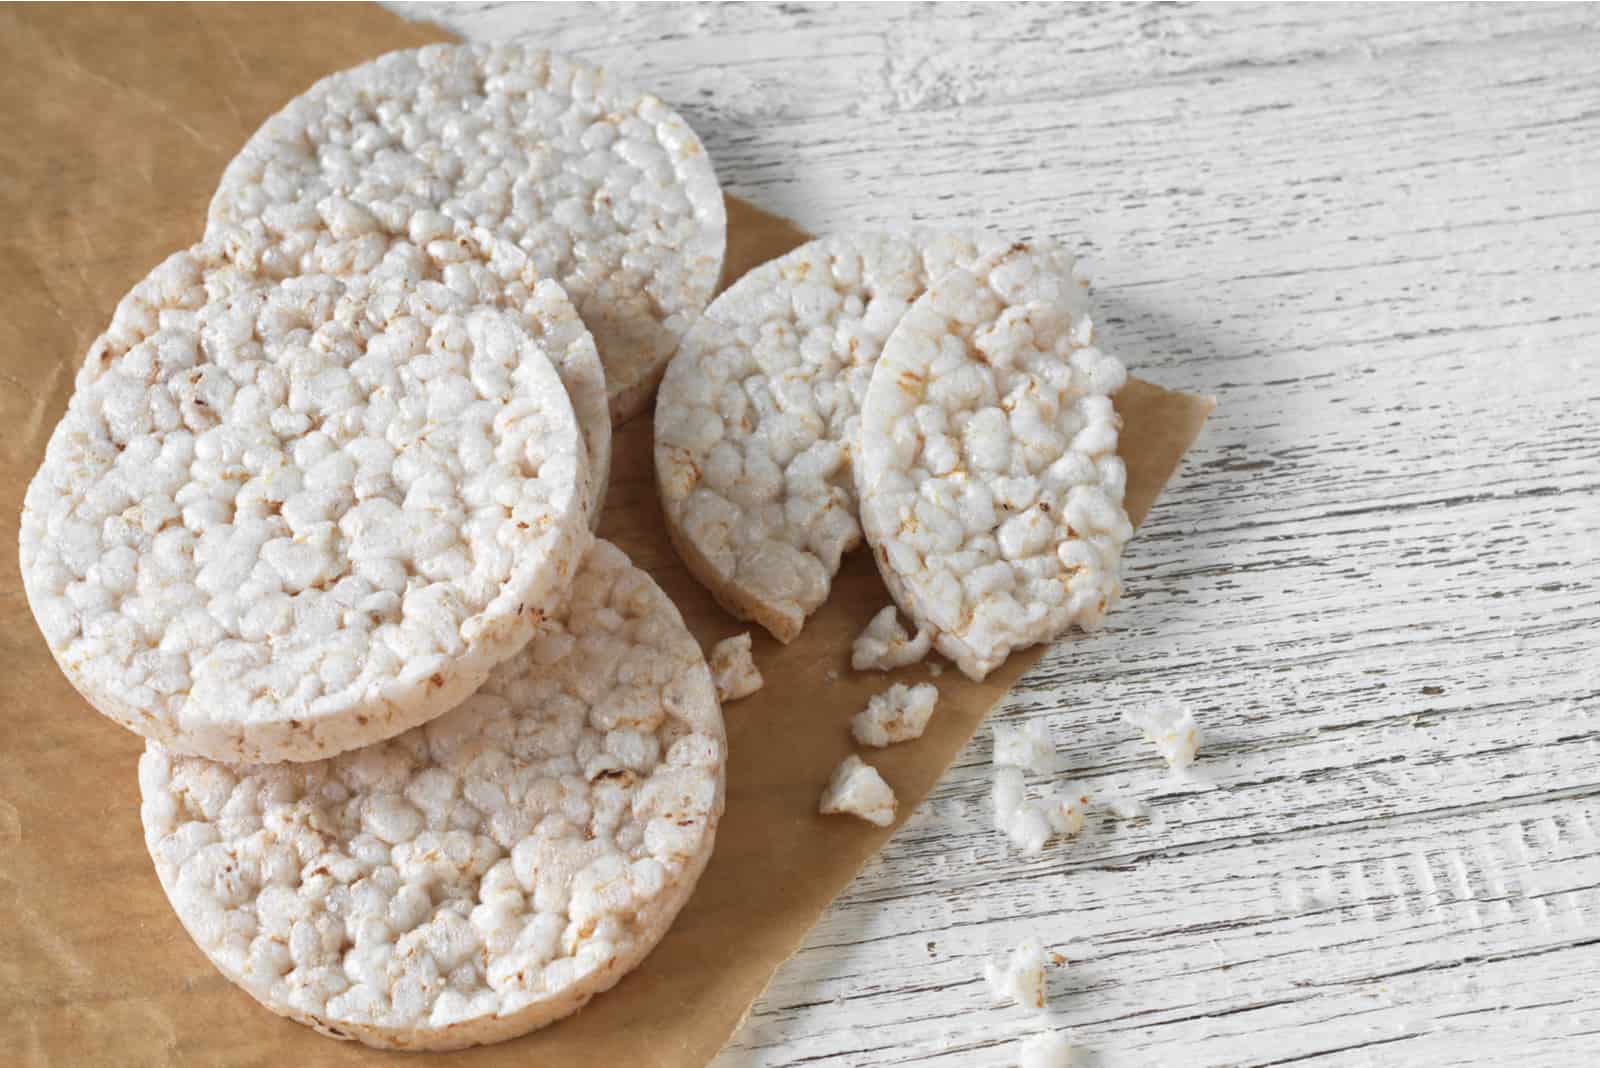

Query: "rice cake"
<box><xmin>855</xmin><ymin>242</ymin><xmax>1132</xmax><ymax>681</ymax></box>
<box><xmin>138</xmin><ymin>540</ymin><xmax>725</xmax><ymax>1050</ymax></box>
<box><xmin>20</xmin><ymin>237</ymin><xmax>591</xmax><ymax>763</ymax></box>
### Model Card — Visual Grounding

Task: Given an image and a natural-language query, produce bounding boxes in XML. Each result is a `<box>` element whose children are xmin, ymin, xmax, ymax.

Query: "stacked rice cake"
<box><xmin>21</xmin><ymin>43</ymin><xmax>729</xmax><ymax>1052</ymax></box>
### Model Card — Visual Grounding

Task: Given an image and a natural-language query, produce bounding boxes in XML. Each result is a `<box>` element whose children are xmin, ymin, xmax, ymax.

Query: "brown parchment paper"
<box><xmin>0</xmin><ymin>5</ymin><xmax>1215</xmax><ymax>1065</ymax></box>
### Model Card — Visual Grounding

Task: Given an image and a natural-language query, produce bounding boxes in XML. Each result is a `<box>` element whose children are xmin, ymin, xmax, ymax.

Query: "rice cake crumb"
<box><xmin>993</xmin><ymin>783</ymin><xmax>1054</xmax><ymax>856</ymax></box>
<box><xmin>992</xmin><ymin>766</ymin><xmax>1087</xmax><ymax>855</ymax></box>
<box><xmin>1004</xmin><ymin>800</ymin><xmax>1054</xmax><ymax>856</ymax></box>
<box><xmin>857</xmin><ymin>241</ymin><xmax>1132</xmax><ymax>681</ymax></box>
<box><xmin>993</xmin><ymin>767</ymin><xmax>1027</xmax><ymax>833</ymax></box>
<box><xmin>851</xmin><ymin>605</ymin><xmax>933</xmax><ymax>672</ymax></box>
<box><xmin>1045</xmin><ymin>789</ymin><xmax>1089</xmax><ymax>839</ymax></box>
<box><xmin>138</xmin><ymin>540</ymin><xmax>724</xmax><ymax>1051</ymax></box>
<box><xmin>819</xmin><ymin>755</ymin><xmax>897</xmax><ymax>827</ymax></box>
<box><xmin>993</xmin><ymin>720</ymin><xmax>1058</xmax><ymax>776</ymax></box>
<box><xmin>708</xmin><ymin>632</ymin><xmax>763</xmax><ymax>703</ymax></box>
<box><xmin>984</xmin><ymin>938</ymin><xmax>1048</xmax><ymax>1011</ymax></box>
<box><xmin>1124</xmin><ymin>700</ymin><xmax>1202</xmax><ymax>770</ymax></box>
<box><xmin>851</xmin><ymin>682</ymin><xmax>938</xmax><ymax>747</ymax></box>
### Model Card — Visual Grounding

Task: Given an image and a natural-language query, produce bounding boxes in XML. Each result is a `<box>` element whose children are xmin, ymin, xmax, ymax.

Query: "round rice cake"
<box><xmin>209</xmin><ymin>42</ymin><xmax>727</xmax><ymax>425</ymax></box>
<box><xmin>138</xmin><ymin>540</ymin><xmax>725</xmax><ymax>1051</ymax></box>
<box><xmin>20</xmin><ymin>238</ymin><xmax>591</xmax><ymax>763</ymax></box>
<box><xmin>855</xmin><ymin>242</ymin><xmax>1134</xmax><ymax>681</ymax></box>
<box><xmin>654</xmin><ymin>231</ymin><xmax>1008</xmax><ymax>643</ymax></box>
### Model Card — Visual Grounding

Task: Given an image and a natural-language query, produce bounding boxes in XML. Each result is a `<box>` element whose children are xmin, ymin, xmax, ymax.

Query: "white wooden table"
<box><xmin>402</xmin><ymin>5</ymin><xmax>1600</xmax><ymax>1064</ymax></box>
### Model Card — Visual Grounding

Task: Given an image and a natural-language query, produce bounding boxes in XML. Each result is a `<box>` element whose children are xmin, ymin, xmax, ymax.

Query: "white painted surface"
<box><xmin>398</xmin><ymin>5</ymin><xmax>1600</xmax><ymax>1064</ymax></box>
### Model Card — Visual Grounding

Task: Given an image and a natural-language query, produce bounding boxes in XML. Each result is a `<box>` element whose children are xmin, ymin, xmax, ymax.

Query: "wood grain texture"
<box><xmin>393</xmin><ymin>4</ymin><xmax>1600</xmax><ymax>1064</ymax></box>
